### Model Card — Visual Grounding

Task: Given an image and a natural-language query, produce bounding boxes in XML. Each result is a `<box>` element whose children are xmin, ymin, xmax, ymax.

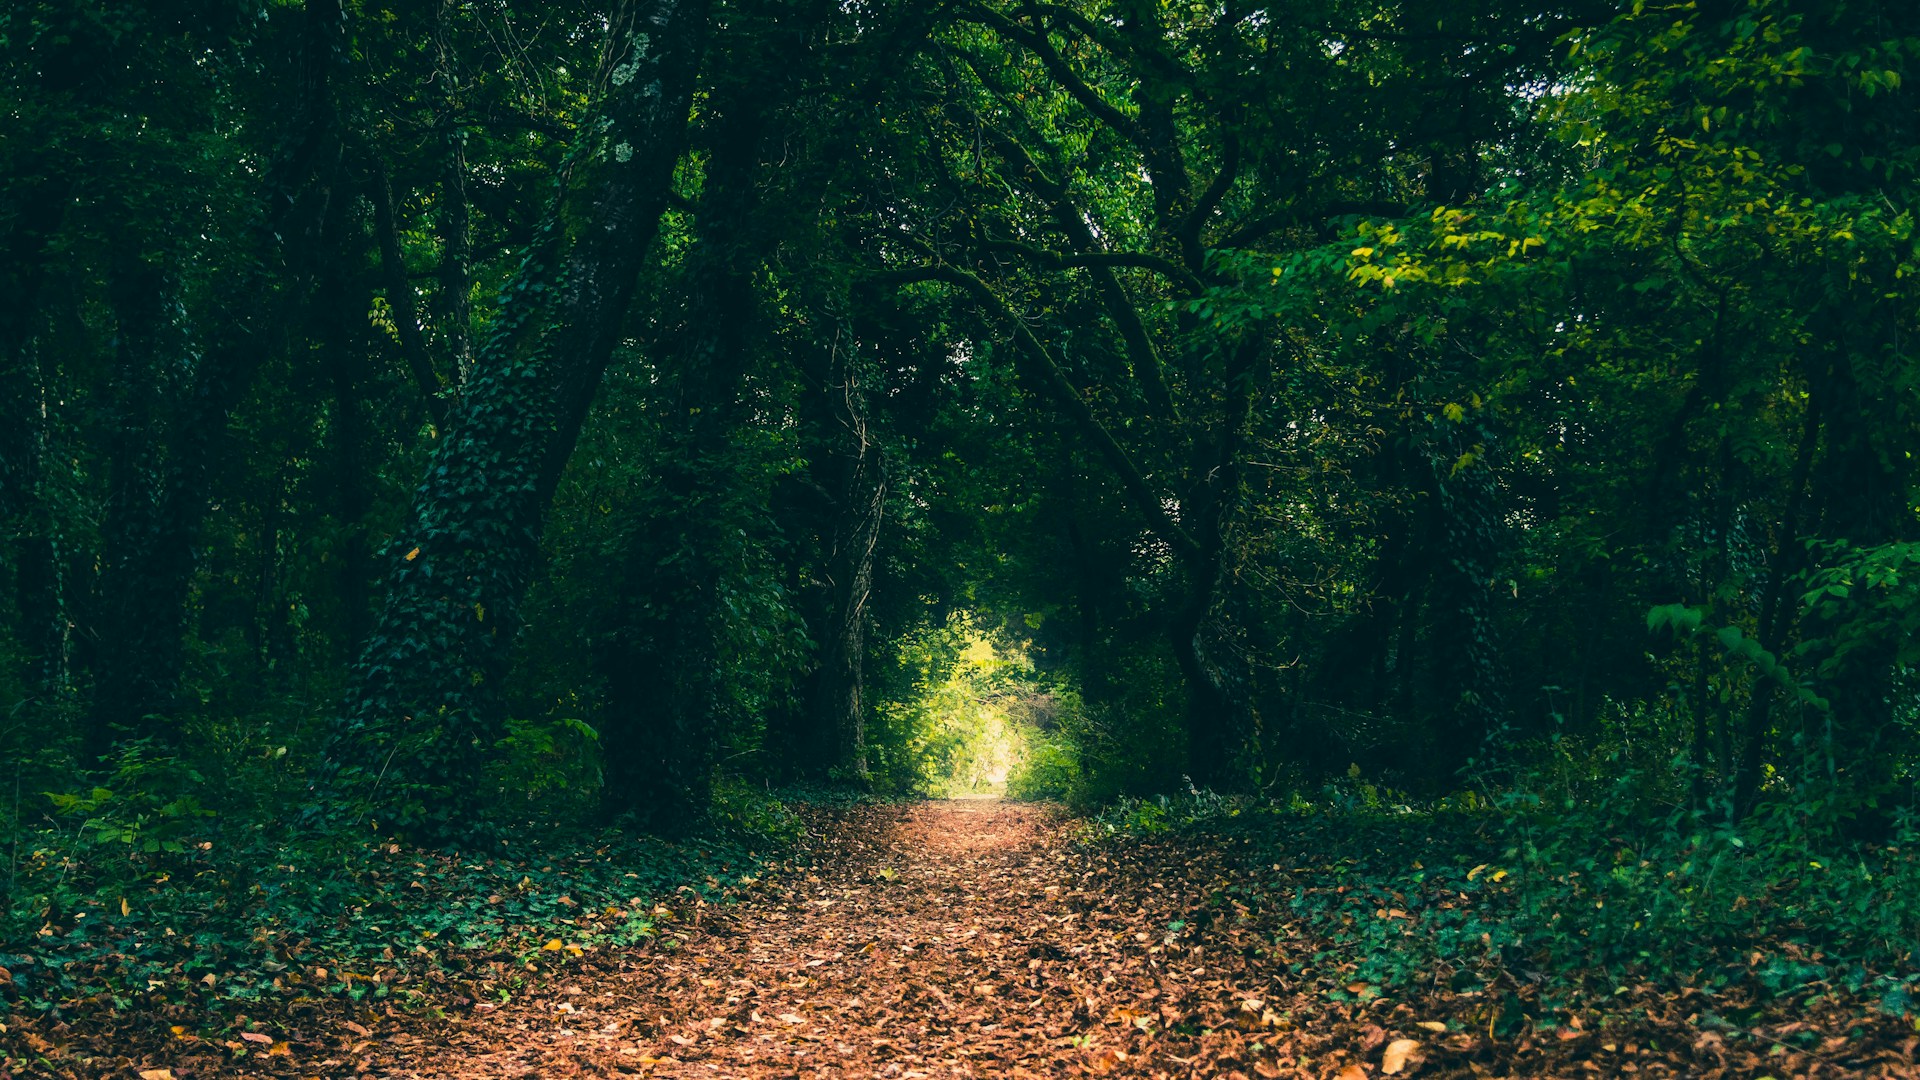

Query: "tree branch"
<box><xmin>875</xmin><ymin>263</ymin><xmax>1202</xmax><ymax>562</ymax></box>
<box><xmin>1216</xmin><ymin>199</ymin><xmax>1410</xmax><ymax>250</ymax></box>
<box><xmin>959</xmin><ymin>3</ymin><xmax>1148</xmax><ymax>154</ymax></box>
<box><xmin>1179</xmin><ymin>133</ymin><xmax>1239</xmax><ymax>266</ymax></box>
<box><xmin>369</xmin><ymin>160</ymin><xmax>449</xmax><ymax>426</ymax></box>
<box><xmin>971</xmin><ymin>121</ymin><xmax>1182</xmax><ymax>421</ymax></box>
<box><xmin>982</xmin><ymin>239</ymin><xmax>1206</xmax><ymax>296</ymax></box>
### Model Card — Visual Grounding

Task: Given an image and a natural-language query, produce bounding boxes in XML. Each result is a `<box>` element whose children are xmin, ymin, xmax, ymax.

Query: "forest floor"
<box><xmin>16</xmin><ymin>799</ymin><xmax>1919</xmax><ymax>1078</ymax></box>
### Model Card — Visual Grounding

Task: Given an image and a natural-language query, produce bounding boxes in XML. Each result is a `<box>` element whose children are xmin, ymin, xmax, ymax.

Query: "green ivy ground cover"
<box><xmin>0</xmin><ymin>785</ymin><xmax>871</xmax><ymax>1048</ymax></box>
<box><xmin>1085</xmin><ymin>789</ymin><xmax>1920</xmax><ymax>1030</ymax></box>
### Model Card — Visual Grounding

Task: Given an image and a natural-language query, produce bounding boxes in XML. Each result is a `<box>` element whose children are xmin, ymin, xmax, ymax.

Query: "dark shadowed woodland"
<box><xmin>2</xmin><ymin>0</ymin><xmax>1919</xmax><ymax>1075</ymax></box>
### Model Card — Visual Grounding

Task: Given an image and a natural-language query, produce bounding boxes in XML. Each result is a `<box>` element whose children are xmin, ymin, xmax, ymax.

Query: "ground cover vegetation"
<box><xmin>2</xmin><ymin>0</ymin><xmax>1918</xmax><ymax>1073</ymax></box>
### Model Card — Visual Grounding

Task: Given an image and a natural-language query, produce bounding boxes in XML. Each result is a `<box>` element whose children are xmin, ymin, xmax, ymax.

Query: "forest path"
<box><xmin>377</xmin><ymin>800</ymin><xmax>1284</xmax><ymax>1079</ymax></box>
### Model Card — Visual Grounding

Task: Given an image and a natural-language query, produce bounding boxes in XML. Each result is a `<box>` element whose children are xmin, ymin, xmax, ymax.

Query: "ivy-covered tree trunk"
<box><xmin>327</xmin><ymin>0</ymin><xmax>711</xmax><ymax>839</ymax></box>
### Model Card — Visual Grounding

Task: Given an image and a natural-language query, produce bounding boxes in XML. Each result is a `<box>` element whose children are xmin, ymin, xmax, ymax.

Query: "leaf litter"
<box><xmin>7</xmin><ymin>800</ymin><xmax>1916</xmax><ymax>1077</ymax></box>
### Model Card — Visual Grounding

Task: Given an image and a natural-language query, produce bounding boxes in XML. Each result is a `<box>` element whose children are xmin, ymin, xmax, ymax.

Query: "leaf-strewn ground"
<box><xmin>12</xmin><ymin>800</ymin><xmax>1917</xmax><ymax>1077</ymax></box>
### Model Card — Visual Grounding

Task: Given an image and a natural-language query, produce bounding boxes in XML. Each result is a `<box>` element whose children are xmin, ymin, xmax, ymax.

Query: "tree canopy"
<box><xmin>6</xmin><ymin>0</ymin><xmax>1919</xmax><ymax>841</ymax></box>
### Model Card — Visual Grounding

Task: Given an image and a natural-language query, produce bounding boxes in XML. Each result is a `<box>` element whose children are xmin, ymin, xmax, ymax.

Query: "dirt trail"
<box><xmin>354</xmin><ymin>800</ymin><xmax>1920</xmax><ymax>1079</ymax></box>
<box><xmin>378</xmin><ymin>800</ymin><xmax>1228</xmax><ymax>1079</ymax></box>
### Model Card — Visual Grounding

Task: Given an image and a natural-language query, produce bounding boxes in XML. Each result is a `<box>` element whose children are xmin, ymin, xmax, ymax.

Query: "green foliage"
<box><xmin>708</xmin><ymin>779</ymin><xmax>805</xmax><ymax>848</ymax></box>
<box><xmin>1092</xmin><ymin>771</ymin><xmax>1920</xmax><ymax>1006</ymax></box>
<box><xmin>4</xmin><ymin>794</ymin><xmax>792</xmax><ymax>1018</ymax></box>
<box><xmin>3</xmin><ymin>0</ymin><xmax>1919</xmax><ymax>1041</ymax></box>
<box><xmin>1085</xmin><ymin>788</ymin><xmax>1244</xmax><ymax>837</ymax></box>
<box><xmin>870</xmin><ymin>615</ymin><xmax>1081</xmax><ymax>797</ymax></box>
<box><xmin>44</xmin><ymin>767</ymin><xmax>214</xmax><ymax>856</ymax></box>
<box><xmin>491</xmin><ymin>714</ymin><xmax>604</xmax><ymax>823</ymax></box>
<box><xmin>1801</xmin><ymin>540</ymin><xmax>1920</xmax><ymax>673</ymax></box>
<box><xmin>1006</xmin><ymin>726</ymin><xmax>1080</xmax><ymax>802</ymax></box>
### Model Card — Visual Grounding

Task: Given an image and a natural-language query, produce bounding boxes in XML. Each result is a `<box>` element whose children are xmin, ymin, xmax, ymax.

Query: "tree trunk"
<box><xmin>328</xmin><ymin>0</ymin><xmax>711</xmax><ymax>839</ymax></box>
<box><xmin>1733</xmin><ymin>397</ymin><xmax>1819</xmax><ymax>817</ymax></box>
<box><xmin>79</xmin><ymin>0</ymin><xmax>348</xmax><ymax>764</ymax></box>
<box><xmin>0</xmin><ymin>177</ymin><xmax>71</xmax><ymax>715</ymax></box>
<box><xmin>599</xmin><ymin>14</ymin><xmax>787</xmax><ymax>822</ymax></box>
<box><xmin>1423</xmin><ymin>420</ymin><xmax>1509</xmax><ymax>781</ymax></box>
<box><xmin>1802</xmin><ymin>344</ymin><xmax>1909</xmax><ymax>828</ymax></box>
<box><xmin>87</xmin><ymin>263</ymin><xmax>192</xmax><ymax>761</ymax></box>
<box><xmin>767</xmin><ymin>357</ymin><xmax>889</xmax><ymax>786</ymax></box>
<box><xmin>1172</xmin><ymin>339</ymin><xmax>1260</xmax><ymax>790</ymax></box>
<box><xmin>433</xmin><ymin>0</ymin><xmax>474</xmax><ymax>385</ymax></box>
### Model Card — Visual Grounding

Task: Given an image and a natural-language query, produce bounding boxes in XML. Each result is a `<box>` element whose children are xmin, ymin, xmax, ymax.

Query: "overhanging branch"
<box><xmin>874</xmin><ymin>263</ymin><xmax>1203</xmax><ymax>562</ymax></box>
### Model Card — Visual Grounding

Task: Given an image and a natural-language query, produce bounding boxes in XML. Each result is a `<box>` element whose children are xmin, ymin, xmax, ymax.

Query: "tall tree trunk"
<box><xmin>433</xmin><ymin>0</ymin><xmax>474</xmax><ymax>385</ymax></box>
<box><xmin>82</xmin><ymin>0</ymin><xmax>348</xmax><ymax>763</ymax></box>
<box><xmin>803</xmin><ymin>354</ymin><xmax>887</xmax><ymax>781</ymax></box>
<box><xmin>1172</xmin><ymin>339</ymin><xmax>1259</xmax><ymax>790</ymax></box>
<box><xmin>1733</xmin><ymin>396</ymin><xmax>1820</xmax><ymax>817</ymax></box>
<box><xmin>0</xmin><ymin>178</ymin><xmax>71</xmax><ymax>714</ymax></box>
<box><xmin>1802</xmin><ymin>342</ymin><xmax>1910</xmax><ymax>827</ymax></box>
<box><xmin>370</xmin><ymin>161</ymin><xmax>449</xmax><ymax>426</ymax></box>
<box><xmin>318</xmin><ymin>195</ymin><xmax>377</xmax><ymax>660</ymax></box>
<box><xmin>328</xmin><ymin>0</ymin><xmax>711</xmax><ymax>839</ymax></box>
<box><xmin>1423</xmin><ymin>419</ymin><xmax>1508</xmax><ymax>781</ymax></box>
<box><xmin>87</xmin><ymin>263</ymin><xmax>190</xmax><ymax>761</ymax></box>
<box><xmin>597</xmin><ymin>0</ymin><xmax>825</xmax><ymax>826</ymax></box>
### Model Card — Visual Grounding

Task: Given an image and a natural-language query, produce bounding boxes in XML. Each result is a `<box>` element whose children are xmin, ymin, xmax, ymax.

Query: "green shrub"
<box><xmin>709</xmin><ymin>778</ymin><xmax>805</xmax><ymax>846</ymax></box>
<box><xmin>1006</xmin><ymin>728</ymin><xmax>1079</xmax><ymax>801</ymax></box>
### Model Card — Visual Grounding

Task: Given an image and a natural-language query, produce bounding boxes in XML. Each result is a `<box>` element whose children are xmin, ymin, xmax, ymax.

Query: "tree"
<box><xmin>322</xmin><ymin>0</ymin><xmax>712</xmax><ymax>838</ymax></box>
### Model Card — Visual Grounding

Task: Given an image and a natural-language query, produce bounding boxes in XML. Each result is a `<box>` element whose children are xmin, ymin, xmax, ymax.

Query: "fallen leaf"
<box><xmin>139</xmin><ymin>1071</ymin><xmax>176</xmax><ymax>1080</ymax></box>
<box><xmin>1415</xmin><ymin>1021</ymin><xmax>1448</xmax><ymax>1033</ymax></box>
<box><xmin>1382</xmin><ymin>1038</ymin><xmax>1422</xmax><ymax>1074</ymax></box>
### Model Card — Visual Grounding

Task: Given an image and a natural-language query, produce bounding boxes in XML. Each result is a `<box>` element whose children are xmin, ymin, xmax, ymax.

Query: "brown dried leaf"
<box><xmin>1382</xmin><ymin>1037</ymin><xmax>1423</xmax><ymax>1074</ymax></box>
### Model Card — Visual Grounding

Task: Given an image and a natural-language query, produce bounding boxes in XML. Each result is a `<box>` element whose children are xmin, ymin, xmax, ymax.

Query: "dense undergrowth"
<box><xmin>1084</xmin><ymin>779</ymin><xmax>1920</xmax><ymax>1030</ymax></box>
<box><xmin>0</xmin><ymin>760</ymin><xmax>833</xmax><ymax>1060</ymax></box>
